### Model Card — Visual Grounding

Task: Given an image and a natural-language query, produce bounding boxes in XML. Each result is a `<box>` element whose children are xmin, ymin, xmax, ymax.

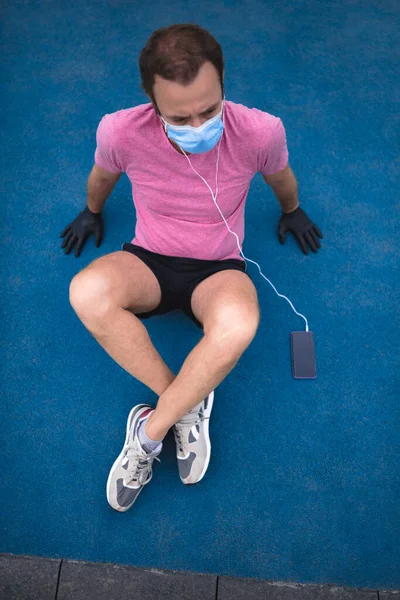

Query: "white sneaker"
<box><xmin>173</xmin><ymin>392</ymin><xmax>214</xmax><ymax>485</ymax></box>
<box><xmin>106</xmin><ymin>404</ymin><xmax>161</xmax><ymax>512</ymax></box>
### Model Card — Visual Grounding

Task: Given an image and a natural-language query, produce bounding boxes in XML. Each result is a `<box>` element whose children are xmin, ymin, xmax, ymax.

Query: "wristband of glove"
<box><xmin>85</xmin><ymin>205</ymin><xmax>102</xmax><ymax>218</ymax></box>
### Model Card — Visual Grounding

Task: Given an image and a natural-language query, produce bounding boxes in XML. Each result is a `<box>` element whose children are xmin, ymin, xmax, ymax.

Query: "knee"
<box><xmin>69</xmin><ymin>267</ymin><xmax>115</xmax><ymax>323</ymax></box>
<box><xmin>208</xmin><ymin>303</ymin><xmax>260</xmax><ymax>357</ymax></box>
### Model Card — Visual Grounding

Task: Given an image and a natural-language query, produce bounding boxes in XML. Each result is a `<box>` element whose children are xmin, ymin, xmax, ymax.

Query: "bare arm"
<box><xmin>60</xmin><ymin>165</ymin><xmax>123</xmax><ymax>256</ymax></box>
<box><xmin>264</xmin><ymin>164</ymin><xmax>323</xmax><ymax>254</ymax></box>
<box><xmin>262</xmin><ymin>164</ymin><xmax>299</xmax><ymax>214</ymax></box>
<box><xmin>87</xmin><ymin>164</ymin><xmax>122</xmax><ymax>213</ymax></box>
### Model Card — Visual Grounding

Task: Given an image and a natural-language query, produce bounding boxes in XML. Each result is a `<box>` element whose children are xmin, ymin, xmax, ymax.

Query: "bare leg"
<box><xmin>145</xmin><ymin>271</ymin><xmax>260</xmax><ymax>440</ymax></box>
<box><xmin>70</xmin><ymin>251</ymin><xmax>176</xmax><ymax>396</ymax></box>
<box><xmin>71</xmin><ymin>257</ymin><xmax>259</xmax><ymax>444</ymax></box>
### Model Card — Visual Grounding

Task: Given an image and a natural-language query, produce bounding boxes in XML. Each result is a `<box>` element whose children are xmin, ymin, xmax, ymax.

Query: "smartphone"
<box><xmin>291</xmin><ymin>331</ymin><xmax>317</xmax><ymax>379</ymax></box>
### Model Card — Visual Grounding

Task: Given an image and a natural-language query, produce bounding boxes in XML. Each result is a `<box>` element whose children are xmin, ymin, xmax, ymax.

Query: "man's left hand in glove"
<box><xmin>278</xmin><ymin>207</ymin><xmax>323</xmax><ymax>255</ymax></box>
<box><xmin>263</xmin><ymin>164</ymin><xmax>323</xmax><ymax>255</ymax></box>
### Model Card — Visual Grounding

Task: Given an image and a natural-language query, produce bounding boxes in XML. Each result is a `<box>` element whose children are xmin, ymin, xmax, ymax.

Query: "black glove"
<box><xmin>60</xmin><ymin>206</ymin><xmax>104</xmax><ymax>257</ymax></box>
<box><xmin>278</xmin><ymin>207</ymin><xmax>323</xmax><ymax>254</ymax></box>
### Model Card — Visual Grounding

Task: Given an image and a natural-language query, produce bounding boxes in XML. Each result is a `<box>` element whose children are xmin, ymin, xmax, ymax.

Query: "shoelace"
<box><xmin>124</xmin><ymin>444</ymin><xmax>161</xmax><ymax>485</ymax></box>
<box><xmin>173</xmin><ymin>411</ymin><xmax>210</xmax><ymax>454</ymax></box>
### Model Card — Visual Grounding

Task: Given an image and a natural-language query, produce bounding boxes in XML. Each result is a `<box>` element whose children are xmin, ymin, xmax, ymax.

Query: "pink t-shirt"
<box><xmin>94</xmin><ymin>100</ymin><xmax>288</xmax><ymax>261</ymax></box>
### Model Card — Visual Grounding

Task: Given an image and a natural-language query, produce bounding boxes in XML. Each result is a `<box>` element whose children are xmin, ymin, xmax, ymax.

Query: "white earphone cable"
<box><xmin>179</xmin><ymin>130</ymin><xmax>309</xmax><ymax>332</ymax></box>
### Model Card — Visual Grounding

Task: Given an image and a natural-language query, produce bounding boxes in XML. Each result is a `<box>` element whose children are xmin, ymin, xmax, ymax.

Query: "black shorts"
<box><xmin>122</xmin><ymin>243</ymin><xmax>249</xmax><ymax>329</ymax></box>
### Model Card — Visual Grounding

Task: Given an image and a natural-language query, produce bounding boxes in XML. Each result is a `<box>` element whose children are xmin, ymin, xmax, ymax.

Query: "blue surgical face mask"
<box><xmin>161</xmin><ymin>103</ymin><xmax>224</xmax><ymax>154</ymax></box>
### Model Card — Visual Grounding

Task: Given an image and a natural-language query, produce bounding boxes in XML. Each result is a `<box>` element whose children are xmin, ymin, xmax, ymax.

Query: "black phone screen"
<box><xmin>291</xmin><ymin>331</ymin><xmax>317</xmax><ymax>379</ymax></box>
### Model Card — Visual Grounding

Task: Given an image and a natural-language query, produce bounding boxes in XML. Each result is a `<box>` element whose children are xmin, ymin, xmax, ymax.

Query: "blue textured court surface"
<box><xmin>1</xmin><ymin>0</ymin><xmax>399</xmax><ymax>591</ymax></box>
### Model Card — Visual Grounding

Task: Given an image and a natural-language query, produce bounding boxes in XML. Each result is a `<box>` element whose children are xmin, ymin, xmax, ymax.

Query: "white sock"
<box><xmin>137</xmin><ymin>418</ymin><xmax>163</xmax><ymax>454</ymax></box>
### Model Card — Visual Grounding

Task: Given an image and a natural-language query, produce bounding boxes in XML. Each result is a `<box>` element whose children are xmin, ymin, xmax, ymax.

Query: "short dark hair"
<box><xmin>139</xmin><ymin>24</ymin><xmax>224</xmax><ymax>113</ymax></box>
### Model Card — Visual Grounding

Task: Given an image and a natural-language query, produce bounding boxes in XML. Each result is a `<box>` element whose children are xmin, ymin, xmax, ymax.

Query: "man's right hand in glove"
<box><xmin>60</xmin><ymin>206</ymin><xmax>104</xmax><ymax>257</ymax></box>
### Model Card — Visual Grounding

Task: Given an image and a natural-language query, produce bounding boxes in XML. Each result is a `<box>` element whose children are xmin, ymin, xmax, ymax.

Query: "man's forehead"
<box><xmin>153</xmin><ymin>62</ymin><xmax>221</xmax><ymax>111</ymax></box>
<box><xmin>161</xmin><ymin>94</ymin><xmax>221</xmax><ymax>116</ymax></box>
